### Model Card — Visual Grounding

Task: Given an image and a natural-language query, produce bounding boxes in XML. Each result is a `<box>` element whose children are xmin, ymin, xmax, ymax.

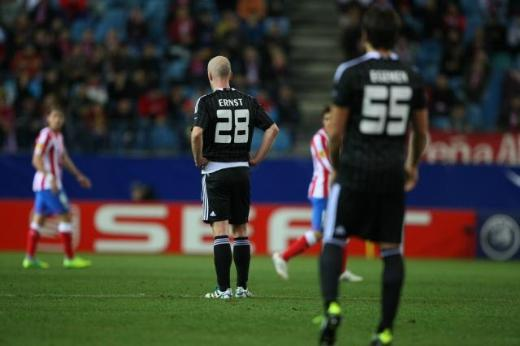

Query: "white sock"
<box><xmin>304</xmin><ymin>230</ymin><xmax>318</xmax><ymax>246</ymax></box>
<box><xmin>58</xmin><ymin>222</ymin><xmax>72</xmax><ymax>233</ymax></box>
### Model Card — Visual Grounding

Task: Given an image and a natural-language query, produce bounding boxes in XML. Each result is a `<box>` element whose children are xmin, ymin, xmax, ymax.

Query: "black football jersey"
<box><xmin>193</xmin><ymin>88</ymin><xmax>274</xmax><ymax>162</ymax></box>
<box><xmin>333</xmin><ymin>51</ymin><xmax>426</xmax><ymax>192</ymax></box>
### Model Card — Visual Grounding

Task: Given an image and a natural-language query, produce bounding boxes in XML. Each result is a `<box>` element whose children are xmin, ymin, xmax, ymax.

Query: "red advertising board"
<box><xmin>1</xmin><ymin>200</ymin><xmax>477</xmax><ymax>258</ymax></box>
<box><xmin>426</xmin><ymin>131</ymin><xmax>520</xmax><ymax>165</ymax></box>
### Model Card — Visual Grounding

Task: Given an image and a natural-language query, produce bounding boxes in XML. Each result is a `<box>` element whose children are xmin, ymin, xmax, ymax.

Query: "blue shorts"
<box><xmin>34</xmin><ymin>190</ymin><xmax>70</xmax><ymax>216</ymax></box>
<box><xmin>310</xmin><ymin>198</ymin><xmax>327</xmax><ymax>232</ymax></box>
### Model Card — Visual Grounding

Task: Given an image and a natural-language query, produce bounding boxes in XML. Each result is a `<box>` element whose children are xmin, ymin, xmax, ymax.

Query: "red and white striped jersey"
<box><xmin>32</xmin><ymin>127</ymin><xmax>65</xmax><ymax>191</ymax></box>
<box><xmin>308</xmin><ymin>128</ymin><xmax>333</xmax><ymax>199</ymax></box>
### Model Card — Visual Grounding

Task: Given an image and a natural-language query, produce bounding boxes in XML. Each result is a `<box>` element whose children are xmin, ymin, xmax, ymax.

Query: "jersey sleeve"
<box><xmin>34</xmin><ymin>129</ymin><xmax>50</xmax><ymax>156</ymax></box>
<box><xmin>193</xmin><ymin>96</ymin><xmax>210</xmax><ymax>129</ymax></box>
<box><xmin>332</xmin><ymin>66</ymin><xmax>354</xmax><ymax>107</ymax></box>
<box><xmin>410</xmin><ymin>69</ymin><xmax>427</xmax><ymax>111</ymax></box>
<box><xmin>253</xmin><ymin>98</ymin><xmax>274</xmax><ymax>131</ymax></box>
<box><xmin>311</xmin><ymin>134</ymin><xmax>333</xmax><ymax>172</ymax></box>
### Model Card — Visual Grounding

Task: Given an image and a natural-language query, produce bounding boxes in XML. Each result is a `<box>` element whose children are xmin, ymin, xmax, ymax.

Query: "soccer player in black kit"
<box><xmin>191</xmin><ymin>56</ymin><xmax>279</xmax><ymax>299</ymax></box>
<box><xmin>318</xmin><ymin>5</ymin><xmax>429</xmax><ymax>346</ymax></box>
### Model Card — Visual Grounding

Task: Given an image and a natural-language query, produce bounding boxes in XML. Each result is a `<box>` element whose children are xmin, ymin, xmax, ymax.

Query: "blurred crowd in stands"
<box><xmin>338</xmin><ymin>0</ymin><xmax>520</xmax><ymax>132</ymax></box>
<box><xmin>0</xmin><ymin>0</ymin><xmax>294</xmax><ymax>154</ymax></box>
<box><xmin>1</xmin><ymin>0</ymin><xmax>519</xmax><ymax>155</ymax></box>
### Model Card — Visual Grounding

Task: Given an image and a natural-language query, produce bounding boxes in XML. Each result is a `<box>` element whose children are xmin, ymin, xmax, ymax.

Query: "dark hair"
<box><xmin>321</xmin><ymin>105</ymin><xmax>331</xmax><ymax>118</ymax></box>
<box><xmin>362</xmin><ymin>4</ymin><xmax>401</xmax><ymax>50</ymax></box>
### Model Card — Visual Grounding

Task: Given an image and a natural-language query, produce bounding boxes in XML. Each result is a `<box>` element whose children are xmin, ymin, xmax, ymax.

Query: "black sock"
<box><xmin>320</xmin><ymin>243</ymin><xmax>344</xmax><ymax>310</ymax></box>
<box><xmin>213</xmin><ymin>236</ymin><xmax>232</xmax><ymax>291</ymax></box>
<box><xmin>233</xmin><ymin>237</ymin><xmax>251</xmax><ymax>289</ymax></box>
<box><xmin>378</xmin><ymin>251</ymin><xmax>405</xmax><ymax>332</ymax></box>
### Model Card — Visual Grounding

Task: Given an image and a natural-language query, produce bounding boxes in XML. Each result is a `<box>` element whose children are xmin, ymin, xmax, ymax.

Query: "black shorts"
<box><xmin>201</xmin><ymin>167</ymin><xmax>250</xmax><ymax>225</ymax></box>
<box><xmin>323</xmin><ymin>184</ymin><xmax>405</xmax><ymax>245</ymax></box>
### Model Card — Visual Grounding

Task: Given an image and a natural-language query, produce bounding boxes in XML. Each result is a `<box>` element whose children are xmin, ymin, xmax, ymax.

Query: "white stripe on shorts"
<box><xmin>323</xmin><ymin>183</ymin><xmax>341</xmax><ymax>244</ymax></box>
<box><xmin>202</xmin><ymin>175</ymin><xmax>208</xmax><ymax>220</ymax></box>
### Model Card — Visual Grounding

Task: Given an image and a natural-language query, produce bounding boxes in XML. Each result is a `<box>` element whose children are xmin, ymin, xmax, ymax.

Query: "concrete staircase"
<box><xmin>288</xmin><ymin>1</ymin><xmax>343</xmax><ymax>153</ymax></box>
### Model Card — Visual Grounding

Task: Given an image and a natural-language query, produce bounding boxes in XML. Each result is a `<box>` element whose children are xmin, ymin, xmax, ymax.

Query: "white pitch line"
<box><xmin>0</xmin><ymin>293</ymin><xmax>148</xmax><ymax>298</ymax></box>
<box><xmin>2</xmin><ymin>294</ymin><xmax>512</xmax><ymax>303</ymax></box>
<box><xmin>0</xmin><ymin>293</ymin><xmax>319</xmax><ymax>300</ymax></box>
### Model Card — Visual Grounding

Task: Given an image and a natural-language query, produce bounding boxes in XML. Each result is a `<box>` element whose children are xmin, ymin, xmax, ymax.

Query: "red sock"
<box><xmin>60</xmin><ymin>233</ymin><xmax>74</xmax><ymax>259</ymax></box>
<box><xmin>281</xmin><ymin>235</ymin><xmax>310</xmax><ymax>261</ymax></box>
<box><xmin>26</xmin><ymin>229</ymin><xmax>40</xmax><ymax>258</ymax></box>
<box><xmin>341</xmin><ymin>245</ymin><xmax>349</xmax><ymax>272</ymax></box>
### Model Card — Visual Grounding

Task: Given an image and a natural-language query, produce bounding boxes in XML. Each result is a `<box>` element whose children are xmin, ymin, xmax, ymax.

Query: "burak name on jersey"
<box><xmin>369</xmin><ymin>70</ymin><xmax>409</xmax><ymax>84</ymax></box>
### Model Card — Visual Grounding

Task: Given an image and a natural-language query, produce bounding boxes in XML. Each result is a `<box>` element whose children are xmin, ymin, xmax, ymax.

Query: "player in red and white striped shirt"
<box><xmin>23</xmin><ymin>108</ymin><xmax>92</xmax><ymax>269</ymax></box>
<box><xmin>272</xmin><ymin>106</ymin><xmax>362</xmax><ymax>282</ymax></box>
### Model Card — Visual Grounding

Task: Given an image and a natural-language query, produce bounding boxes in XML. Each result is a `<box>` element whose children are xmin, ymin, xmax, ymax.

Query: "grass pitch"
<box><xmin>0</xmin><ymin>252</ymin><xmax>519</xmax><ymax>346</ymax></box>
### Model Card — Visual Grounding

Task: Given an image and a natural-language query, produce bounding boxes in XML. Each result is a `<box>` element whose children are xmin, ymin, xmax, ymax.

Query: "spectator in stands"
<box><xmin>215</xmin><ymin>11</ymin><xmax>242</xmax><ymax>51</ymax></box>
<box><xmin>443</xmin><ymin>2</ymin><xmax>466</xmax><ymax>34</ymax></box>
<box><xmin>14</xmin><ymin>96</ymin><xmax>40</xmax><ymax>149</ymax></box>
<box><xmin>0</xmin><ymin>0</ymin><xmax>294</xmax><ymax>154</ymax></box>
<box><xmin>12</xmin><ymin>14</ymin><xmax>32</xmax><ymax>48</ymax></box>
<box><xmin>62</xmin><ymin>44</ymin><xmax>88</xmax><ymax>83</ymax></box>
<box><xmin>464</xmin><ymin>50</ymin><xmax>489</xmax><ymax>129</ymax></box>
<box><xmin>189</xmin><ymin>48</ymin><xmax>212</xmax><ymax>86</ymax></box>
<box><xmin>11</xmin><ymin>44</ymin><xmax>42</xmax><ymax>79</ymax></box>
<box><xmin>276</xmin><ymin>85</ymin><xmax>300</xmax><ymax>134</ymax></box>
<box><xmin>451</xmin><ymin>103</ymin><xmax>469</xmax><ymax>132</ymax></box>
<box><xmin>28</xmin><ymin>0</ymin><xmax>57</xmax><ymax>28</ymax></box>
<box><xmin>267</xmin><ymin>45</ymin><xmax>288</xmax><ymax>83</ymax></box>
<box><xmin>110</xmin><ymin>98</ymin><xmax>136</xmax><ymax>151</ymax></box>
<box><xmin>41</xmin><ymin>68</ymin><xmax>64</xmax><ymax>101</ymax></box>
<box><xmin>150</xmin><ymin>113</ymin><xmax>179</xmax><ymax>153</ymax></box>
<box><xmin>79</xmin><ymin>28</ymin><xmax>95</xmax><ymax>59</ymax></box>
<box><xmin>237</xmin><ymin>0</ymin><xmax>266</xmax><ymax>20</ymax></box>
<box><xmin>58</xmin><ymin>0</ymin><xmax>88</xmax><ymax>20</ymax></box>
<box><xmin>195</xmin><ymin>9</ymin><xmax>216</xmax><ymax>49</ymax></box>
<box><xmin>265</xmin><ymin>0</ymin><xmax>290</xmax><ymax>38</ymax></box>
<box><xmin>167</xmin><ymin>85</ymin><xmax>189</xmax><ymax>124</ymax></box>
<box><xmin>0</xmin><ymin>23</ymin><xmax>8</xmax><ymax>69</ymax></box>
<box><xmin>507</xmin><ymin>15</ymin><xmax>520</xmax><ymax>55</ymax></box>
<box><xmin>126</xmin><ymin>7</ymin><xmax>148</xmax><ymax>47</ymax></box>
<box><xmin>0</xmin><ymin>90</ymin><xmax>15</xmax><ymax>151</ymax></box>
<box><xmin>83</xmin><ymin>103</ymin><xmax>108</xmax><ymax>152</ymax></box>
<box><xmin>498</xmin><ymin>69</ymin><xmax>520</xmax><ymax>130</ymax></box>
<box><xmin>88</xmin><ymin>45</ymin><xmax>105</xmax><ymax>74</ymax></box>
<box><xmin>441</xmin><ymin>29</ymin><xmax>465</xmax><ymax>78</ymax></box>
<box><xmin>140</xmin><ymin>43</ymin><xmax>161</xmax><ymax>87</ymax></box>
<box><xmin>129</xmin><ymin>69</ymin><xmax>149</xmax><ymax>99</ymax></box>
<box><xmin>429</xmin><ymin>74</ymin><xmax>457</xmax><ymax>131</ymax></box>
<box><xmin>138</xmin><ymin>87</ymin><xmax>168</xmax><ymax>120</ymax></box>
<box><xmin>168</xmin><ymin>5</ymin><xmax>196</xmax><ymax>48</ymax></box>
<box><xmin>484</xmin><ymin>14</ymin><xmax>508</xmax><ymax>55</ymax></box>
<box><xmin>498</xmin><ymin>96</ymin><xmax>520</xmax><ymax>131</ymax></box>
<box><xmin>338</xmin><ymin>1</ymin><xmax>363</xmax><ymax>59</ymax></box>
<box><xmin>241</xmin><ymin>13</ymin><xmax>265</xmax><ymax>46</ymax></box>
<box><xmin>56</xmin><ymin>28</ymin><xmax>73</xmax><ymax>60</ymax></box>
<box><xmin>33</xmin><ymin>29</ymin><xmax>59</xmax><ymax>66</ymax></box>
<box><xmin>85</xmin><ymin>75</ymin><xmax>108</xmax><ymax>106</ymax></box>
<box><xmin>242</xmin><ymin>46</ymin><xmax>262</xmax><ymax>89</ymax></box>
<box><xmin>108</xmin><ymin>71</ymin><xmax>132</xmax><ymax>101</ymax></box>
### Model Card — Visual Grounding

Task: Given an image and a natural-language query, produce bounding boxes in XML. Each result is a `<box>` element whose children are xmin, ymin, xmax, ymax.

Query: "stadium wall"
<box><xmin>2</xmin><ymin>131</ymin><xmax>520</xmax><ymax>260</ymax></box>
<box><xmin>0</xmin><ymin>200</ymin><xmax>476</xmax><ymax>259</ymax></box>
<box><xmin>1</xmin><ymin>153</ymin><xmax>520</xmax><ymax>209</ymax></box>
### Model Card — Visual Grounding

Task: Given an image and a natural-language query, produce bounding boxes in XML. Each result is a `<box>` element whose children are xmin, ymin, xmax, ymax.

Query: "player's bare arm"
<box><xmin>405</xmin><ymin>108</ymin><xmax>429</xmax><ymax>192</ymax></box>
<box><xmin>249</xmin><ymin>123</ymin><xmax>279</xmax><ymax>167</ymax></box>
<box><xmin>190</xmin><ymin>126</ymin><xmax>208</xmax><ymax>168</ymax></box>
<box><xmin>62</xmin><ymin>152</ymin><xmax>91</xmax><ymax>189</ymax></box>
<box><xmin>328</xmin><ymin>105</ymin><xmax>349</xmax><ymax>170</ymax></box>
